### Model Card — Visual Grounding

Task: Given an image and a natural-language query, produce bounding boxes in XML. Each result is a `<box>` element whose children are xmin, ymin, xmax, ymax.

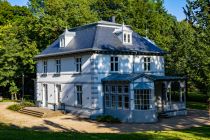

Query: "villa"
<box><xmin>35</xmin><ymin>20</ymin><xmax>187</xmax><ymax>123</ymax></box>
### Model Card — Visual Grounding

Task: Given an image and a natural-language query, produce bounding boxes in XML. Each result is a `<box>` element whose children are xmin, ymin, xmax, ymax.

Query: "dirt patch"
<box><xmin>0</xmin><ymin>102</ymin><xmax>209</xmax><ymax>133</ymax></box>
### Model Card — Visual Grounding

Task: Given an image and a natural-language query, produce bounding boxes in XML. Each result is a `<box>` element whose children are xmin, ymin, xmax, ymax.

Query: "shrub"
<box><xmin>7</xmin><ymin>101</ymin><xmax>35</xmax><ymax>111</ymax></box>
<box><xmin>187</xmin><ymin>92</ymin><xmax>207</xmax><ymax>102</ymax></box>
<box><xmin>96</xmin><ymin>115</ymin><xmax>121</xmax><ymax>123</ymax></box>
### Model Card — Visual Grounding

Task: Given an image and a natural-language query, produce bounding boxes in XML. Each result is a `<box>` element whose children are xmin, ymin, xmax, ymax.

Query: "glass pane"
<box><xmin>111</xmin><ymin>63</ymin><xmax>114</xmax><ymax>71</ymax></box>
<box><xmin>118</xmin><ymin>86</ymin><xmax>122</xmax><ymax>93</ymax></box>
<box><xmin>115</xmin><ymin>57</ymin><xmax>118</xmax><ymax>62</ymax></box>
<box><xmin>124</xmin><ymin>86</ymin><xmax>129</xmax><ymax>93</ymax></box>
<box><xmin>124</xmin><ymin>34</ymin><xmax>126</xmax><ymax>42</ymax></box>
<box><xmin>111</xmin><ymin>95</ymin><xmax>116</xmax><ymax>108</ymax></box>
<box><xmin>111</xmin><ymin>86</ymin><xmax>115</xmax><ymax>93</ymax></box>
<box><xmin>124</xmin><ymin>95</ymin><xmax>129</xmax><ymax>109</ymax></box>
<box><xmin>115</xmin><ymin>63</ymin><xmax>118</xmax><ymax>71</ymax></box>
<box><xmin>128</xmin><ymin>34</ymin><xmax>130</xmax><ymax>43</ymax></box>
<box><xmin>118</xmin><ymin>95</ymin><xmax>122</xmax><ymax>109</ymax></box>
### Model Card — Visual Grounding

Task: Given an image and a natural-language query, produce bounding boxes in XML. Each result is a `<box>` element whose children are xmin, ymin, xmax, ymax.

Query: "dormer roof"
<box><xmin>35</xmin><ymin>21</ymin><xmax>166</xmax><ymax>59</ymax></box>
<box><xmin>60</xmin><ymin>28</ymin><xmax>76</xmax><ymax>37</ymax></box>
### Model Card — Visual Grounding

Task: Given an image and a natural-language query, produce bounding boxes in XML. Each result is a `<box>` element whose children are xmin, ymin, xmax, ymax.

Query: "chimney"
<box><xmin>111</xmin><ymin>16</ymin><xmax>116</xmax><ymax>23</ymax></box>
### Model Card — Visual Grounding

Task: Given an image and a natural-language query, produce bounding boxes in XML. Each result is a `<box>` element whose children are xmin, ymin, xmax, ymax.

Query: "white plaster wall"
<box><xmin>93</xmin><ymin>54</ymin><xmax>164</xmax><ymax>75</ymax></box>
<box><xmin>36</xmin><ymin>53</ymin><xmax>165</xmax><ymax>112</ymax></box>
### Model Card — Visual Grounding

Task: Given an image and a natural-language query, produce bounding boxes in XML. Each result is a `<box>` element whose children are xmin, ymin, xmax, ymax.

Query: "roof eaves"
<box><xmin>34</xmin><ymin>48</ymin><xmax>93</xmax><ymax>59</ymax></box>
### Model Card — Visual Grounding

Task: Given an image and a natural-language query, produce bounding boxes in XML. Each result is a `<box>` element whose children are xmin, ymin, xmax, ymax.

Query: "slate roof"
<box><xmin>144</xmin><ymin>74</ymin><xmax>186</xmax><ymax>81</ymax></box>
<box><xmin>102</xmin><ymin>73</ymin><xmax>186</xmax><ymax>82</ymax></box>
<box><xmin>35</xmin><ymin>21</ymin><xmax>166</xmax><ymax>59</ymax></box>
<box><xmin>134</xmin><ymin>83</ymin><xmax>153</xmax><ymax>89</ymax></box>
<box><xmin>101</xmin><ymin>73</ymin><xmax>141</xmax><ymax>82</ymax></box>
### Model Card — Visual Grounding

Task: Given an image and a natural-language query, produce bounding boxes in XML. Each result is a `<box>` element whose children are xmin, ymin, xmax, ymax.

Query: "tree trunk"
<box><xmin>14</xmin><ymin>93</ymin><xmax>17</xmax><ymax>100</ymax></box>
<box><xmin>11</xmin><ymin>94</ymin><xmax>14</xmax><ymax>100</ymax></box>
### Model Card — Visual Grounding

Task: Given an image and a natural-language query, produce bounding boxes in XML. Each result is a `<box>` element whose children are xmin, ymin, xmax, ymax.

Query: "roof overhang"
<box><xmin>102</xmin><ymin>73</ymin><xmax>186</xmax><ymax>83</ymax></box>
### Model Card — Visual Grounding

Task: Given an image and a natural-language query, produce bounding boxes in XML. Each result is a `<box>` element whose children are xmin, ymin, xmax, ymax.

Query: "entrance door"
<box><xmin>43</xmin><ymin>84</ymin><xmax>48</xmax><ymax>107</ymax></box>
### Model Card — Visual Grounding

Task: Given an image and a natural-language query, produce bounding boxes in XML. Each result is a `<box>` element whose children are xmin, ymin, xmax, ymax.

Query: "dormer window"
<box><xmin>59</xmin><ymin>29</ymin><xmax>76</xmax><ymax>48</ymax></box>
<box><xmin>60</xmin><ymin>38</ymin><xmax>65</xmax><ymax>47</ymax></box>
<box><xmin>113</xmin><ymin>23</ymin><xmax>133</xmax><ymax>45</ymax></box>
<box><xmin>124</xmin><ymin>33</ymin><xmax>127</xmax><ymax>42</ymax></box>
<box><xmin>128</xmin><ymin>34</ymin><xmax>131</xmax><ymax>43</ymax></box>
<box><xmin>123</xmin><ymin>32</ymin><xmax>132</xmax><ymax>44</ymax></box>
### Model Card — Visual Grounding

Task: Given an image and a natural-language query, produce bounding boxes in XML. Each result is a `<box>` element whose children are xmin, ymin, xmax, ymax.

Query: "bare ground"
<box><xmin>0</xmin><ymin>102</ymin><xmax>209</xmax><ymax>133</ymax></box>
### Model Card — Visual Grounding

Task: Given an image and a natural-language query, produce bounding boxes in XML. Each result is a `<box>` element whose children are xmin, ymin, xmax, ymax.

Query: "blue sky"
<box><xmin>8</xmin><ymin>0</ymin><xmax>186</xmax><ymax>21</ymax></box>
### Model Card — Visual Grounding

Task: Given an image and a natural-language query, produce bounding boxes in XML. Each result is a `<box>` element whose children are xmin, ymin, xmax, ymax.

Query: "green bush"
<box><xmin>96</xmin><ymin>115</ymin><xmax>121</xmax><ymax>123</ymax></box>
<box><xmin>7</xmin><ymin>104</ymin><xmax>23</xmax><ymax>111</ymax></box>
<box><xmin>7</xmin><ymin>101</ymin><xmax>35</xmax><ymax>111</ymax></box>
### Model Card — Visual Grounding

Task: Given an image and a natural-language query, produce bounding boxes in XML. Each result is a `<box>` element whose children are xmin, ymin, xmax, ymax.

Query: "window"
<box><xmin>75</xmin><ymin>57</ymin><xmax>82</xmax><ymax>72</ymax></box>
<box><xmin>56</xmin><ymin>59</ymin><xmax>61</xmax><ymax>73</ymax></box>
<box><xmin>105</xmin><ymin>94</ymin><xmax>111</xmax><ymax>108</ymax></box>
<box><xmin>104</xmin><ymin>84</ymin><xmax>129</xmax><ymax>109</ymax></box>
<box><xmin>124</xmin><ymin>33</ymin><xmax>127</xmax><ymax>42</ymax></box>
<box><xmin>144</xmin><ymin>57</ymin><xmax>151</xmax><ymax>71</ymax></box>
<box><xmin>76</xmin><ymin>85</ymin><xmax>82</xmax><ymax>105</ymax></box>
<box><xmin>134</xmin><ymin>89</ymin><xmax>152</xmax><ymax>110</ymax></box>
<box><xmin>128</xmin><ymin>34</ymin><xmax>131</xmax><ymax>43</ymax></box>
<box><xmin>56</xmin><ymin>84</ymin><xmax>61</xmax><ymax>103</ymax></box>
<box><xmin>43</xmin><ymin>60</ymin><xmax>47</xmax><ymax>74</ymax></box>
<box><xmin>123</xmin><ymin>33</ymin><xmax>132</xmax><ymax>44</ymax></box>
<box><xmin>60</xmin><ymin>38</ymin><xmax>65</xmax><ymax>47</ymax></box>
<box><xmin>124</xmin><ymin>95</ymin><xmax>129</xmax><ymax>109</ymax></box>
<box><xmin>110</xmin><ymin>56</ymin><xmax>118</xmax><ymax>72</ymax></box>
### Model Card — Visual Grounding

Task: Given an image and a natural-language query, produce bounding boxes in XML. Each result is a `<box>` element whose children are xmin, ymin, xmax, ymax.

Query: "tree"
<box><xmin>183</xmin><ymin>0</ymin><xmax>210</xmax><ymax>95</ymax></box>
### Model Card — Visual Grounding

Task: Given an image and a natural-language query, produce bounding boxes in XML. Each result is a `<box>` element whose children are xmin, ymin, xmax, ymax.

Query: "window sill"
<box><xmin>40</xmin><ymin>73</ymin><xmax>47</xmax><ymax>77</ymax></box>
<box><xmin>73</xmin><ymin>72</ymin><xmax>82</xmax><ymax>75</ymax></box>
<box><xmin>53</xmin><ymin>73</ymin><xmax>61</xmax><ymax>77</ymax></box>
<box><xmin>110</xmin><ymin>71</ymin><xmax>120</xmax><ymax>73</ymax></box>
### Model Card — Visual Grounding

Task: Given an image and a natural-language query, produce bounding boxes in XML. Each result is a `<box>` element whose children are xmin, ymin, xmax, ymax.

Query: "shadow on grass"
<box><xmin>0</xmin><ymin>123</ymin><xmax>210</xmax><ymax>140</ymax></box>
<box><xmin>182</xmin><ymin>125</ymin><xmax>210</xmax><ymax>138</ymax></box>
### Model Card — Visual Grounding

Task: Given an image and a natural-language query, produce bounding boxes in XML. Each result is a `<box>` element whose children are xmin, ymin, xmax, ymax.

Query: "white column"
<box><xmin>130</xmin><ymin>82</ymin><xmax>134</xmax><ymax>111</ymax></box>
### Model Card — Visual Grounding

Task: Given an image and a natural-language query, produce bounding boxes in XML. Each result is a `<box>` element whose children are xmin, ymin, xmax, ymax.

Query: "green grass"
<box><xmin>187</xmin><ymin>101</ymin><xmax>209</xmax><ymax>110</ymax></box>
<box><xmin>0</xmin><ymin>98</ymin><xmax>15</xmax><ymax>102</ymax></box>
<box><xmin>0</xmin><ymin>123</ymin><xmax>209</xmax><ymax>140</ymax></box>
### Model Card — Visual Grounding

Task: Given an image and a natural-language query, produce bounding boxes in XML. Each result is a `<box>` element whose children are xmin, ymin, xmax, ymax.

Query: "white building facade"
<box><xmin>35</xmin><ymin>21</ymin><xmax>187</xmax><ymax>123</ymax></box>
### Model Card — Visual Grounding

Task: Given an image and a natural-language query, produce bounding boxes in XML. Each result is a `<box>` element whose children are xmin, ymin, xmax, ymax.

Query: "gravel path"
<box><xmin>0</xmin><ymin>102</ymin><xmax>209</xmax><ymax>133</ymax></box>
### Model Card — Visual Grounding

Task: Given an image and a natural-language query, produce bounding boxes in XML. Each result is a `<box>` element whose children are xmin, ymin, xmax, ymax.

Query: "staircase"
<box><xmin>19</xmin><ymin>108</ymin><xmax>44</xmax><ymax>117</ymax></box>
<box><xmin>18</xmin><ymin>107</ymin><xmax>63</xmax><ymax>118</ymax></box>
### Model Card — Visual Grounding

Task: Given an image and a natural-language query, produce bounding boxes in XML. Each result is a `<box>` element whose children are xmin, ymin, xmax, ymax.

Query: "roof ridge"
<box><xmin>68</xmin><ymin>20</ymin><xmax>127</xmax><ymax>31</ymax></box>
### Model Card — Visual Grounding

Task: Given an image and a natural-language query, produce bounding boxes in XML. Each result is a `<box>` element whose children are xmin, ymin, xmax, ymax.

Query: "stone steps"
<box><xmin>18</xmin><ymin>107</ymin><xmax>63</xmax><ymax>118</ymax></box>
<box><xmin>19</xmin><ymin>108</ymin><xmax>45</xmax><ymax>118</ymax></box>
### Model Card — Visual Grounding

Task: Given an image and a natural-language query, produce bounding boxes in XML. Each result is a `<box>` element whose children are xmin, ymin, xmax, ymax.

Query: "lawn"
<box><xmin>0</xmin><ymin>123</ymin><xmax>209</xmax><ymax>140</ymax></box>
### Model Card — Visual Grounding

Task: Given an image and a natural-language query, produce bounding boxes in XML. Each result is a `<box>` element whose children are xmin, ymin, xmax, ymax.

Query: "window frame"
<box><xmin>75</xmin><ymin>57</ymin><xmax>82</xmax><ymax>72</ymax></box>
<box><xmin>104</xmin><ymin>84</ymin><xmax>130</xmax><ymax>110</ymax></box>
<box><xmin>60</xmin><ymin>38</ymin><xmax>65</xmax><ymax>47</ymax></box>
<box><xmin>134</xmin><ymin>89</ymin><xmax>152</xmax><ymax>110</ymax></box>
<box><xmin>43</xmin><ymin>60</ymin><xmax>47</xmax><ymax>74</ymax></box>
<box><xmin>144</xmin><ymin>57</ymin><xmax>151</xmax><ymax>72</ymax></box>
<box><xmin>110</xmin><ymin>56</ymin><xmax>119</xmax><ymax>72</ymax></box>
<box><xmin>56</xmin><ymin>59</ymin><xmax>61</xmax><ymax>74</ymax></box>
<box><xmin>56</xmin><ymin>84</ymin><xmax>62</xmax><ymax>103</ymax></box>
<box><xmin>123</xmin><ymin>32</ymin><xmax>132</xmax><ymax>44</ymax></box>
<box><xmin>76</xmin><ymin>85</ymin><xmax>82</xmax><ymax>106</ymax></box>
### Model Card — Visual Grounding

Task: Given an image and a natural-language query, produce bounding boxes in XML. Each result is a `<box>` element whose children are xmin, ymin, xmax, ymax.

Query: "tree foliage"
<box><xmin>0</xmin><ymin>0</ymin><xmax>209</xmax><ymax>98</ymax></box>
